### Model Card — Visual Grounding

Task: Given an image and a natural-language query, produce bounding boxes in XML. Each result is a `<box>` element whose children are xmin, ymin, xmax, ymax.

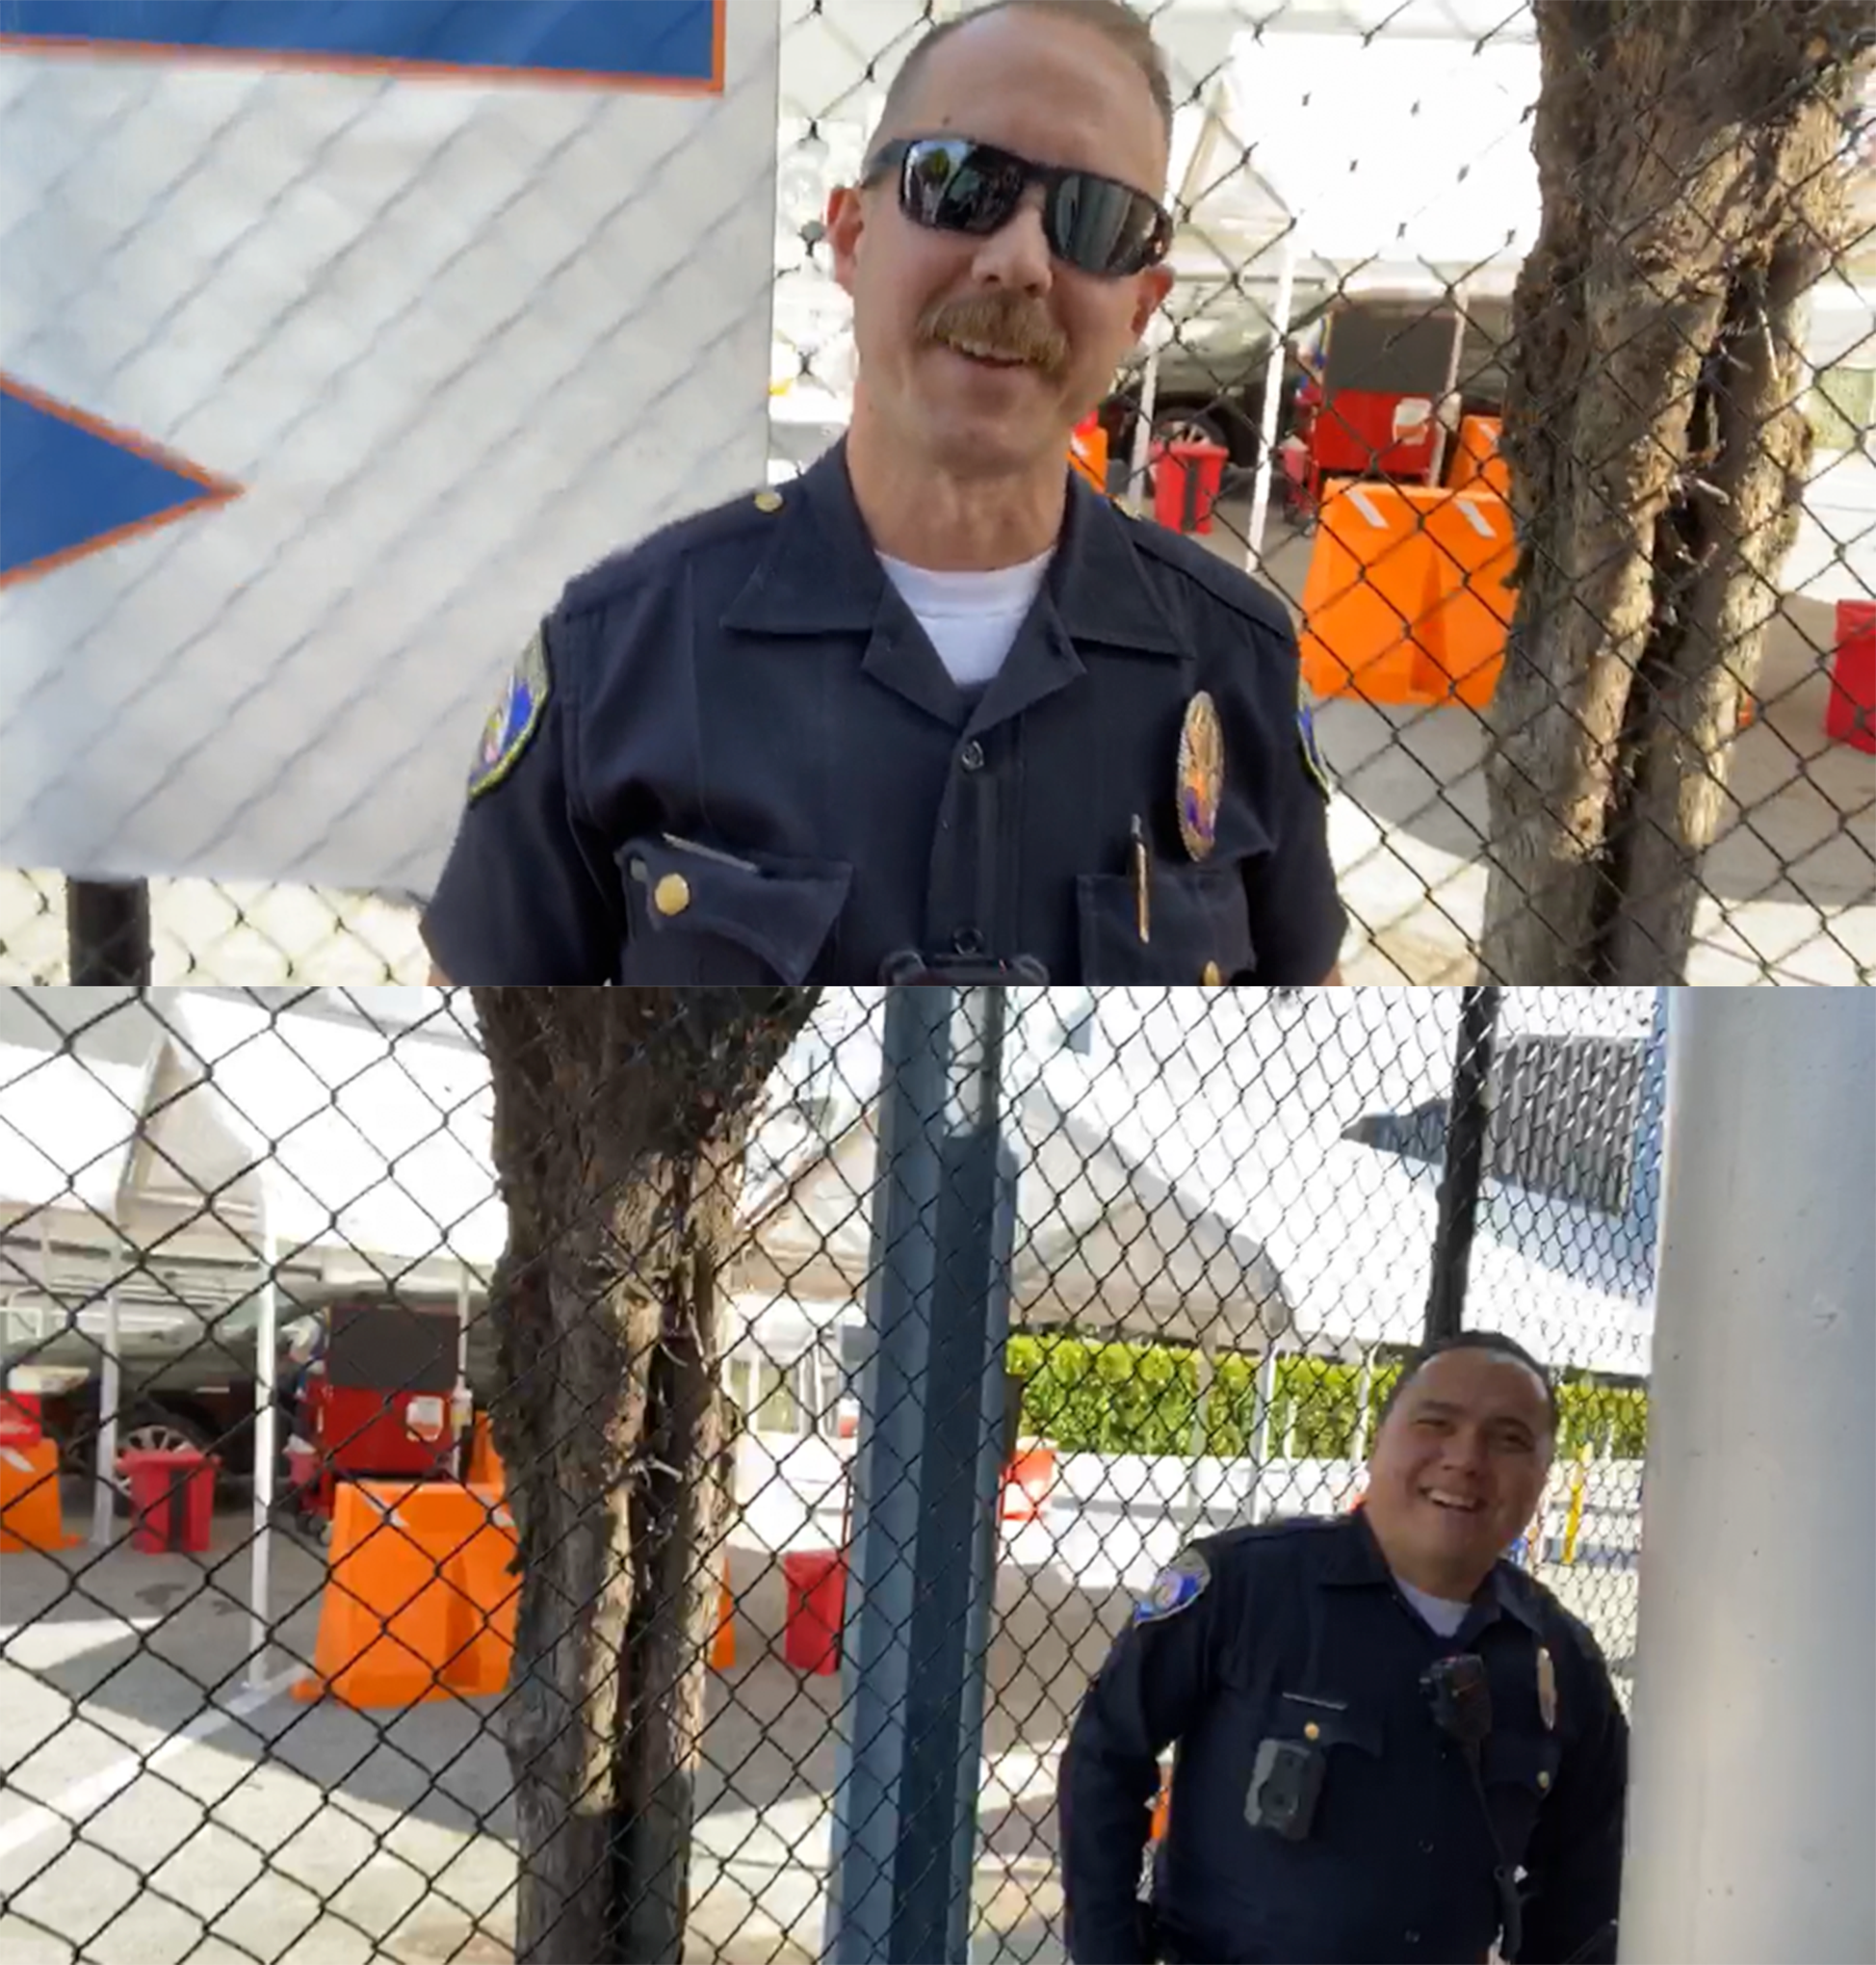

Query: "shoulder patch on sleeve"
<box><xmin>1133</xmin><ymin>1549</ymin><xmax>1212</xmax><ymax>1624</ymax></box>
<box><xmin>468</xmin><ymin>626</ymin><xmax>550</xmax><ymax>801</ymax></box>
<box><xmin>1297</xmin><ymin>673</ymin><xmax>1333</xmax><ymax>799</ymax></box>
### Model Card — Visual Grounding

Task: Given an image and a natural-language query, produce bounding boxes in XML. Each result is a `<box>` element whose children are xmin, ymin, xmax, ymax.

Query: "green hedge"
<box><xmin>1006</xmin><ymin>1334</ymin><xmax>1648</xmax><ymax>1460</ymax></box>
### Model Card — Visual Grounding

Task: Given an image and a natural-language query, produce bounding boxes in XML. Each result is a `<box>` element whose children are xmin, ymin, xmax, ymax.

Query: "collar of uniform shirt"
<box><xmin>718</xmin><ymin>438</ymin><xmax>1186</xmax><ymax>658</ymax></box>
<box><xmin>1324</xmin><ymin>1509</ymin><xmax>1548</xmax><ymax>1638</ymax></box>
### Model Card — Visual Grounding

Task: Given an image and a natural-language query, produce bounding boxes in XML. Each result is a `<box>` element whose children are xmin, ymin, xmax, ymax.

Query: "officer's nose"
<box><xmin>968</xmin><ymin>182</ymin><xmax>1055</xmax><ymax>295</ymax></box>
<box><xmin>1439</xmin><ymin>1426</ymin><xmax>1491</xmax><ymax>1480</ymax></box>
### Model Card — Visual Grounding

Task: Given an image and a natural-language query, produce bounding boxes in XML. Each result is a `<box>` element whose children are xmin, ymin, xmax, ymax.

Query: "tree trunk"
<box><xmin>1481</xmin><ymin>0</ymin><xmax>1872</xmax><ymax>982</ymax></box>
<box><xmin>471</xmin><ymin>987</ymin><xmax>820</xmax><ymax>1964</ymax></box>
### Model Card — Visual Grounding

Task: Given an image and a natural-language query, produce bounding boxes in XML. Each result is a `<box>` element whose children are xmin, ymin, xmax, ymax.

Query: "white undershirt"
<box><xmin>876</xmin><ymin>548</ymin><xmax>1055</xmax><ymax>689</ymax></box>
<box><xmin>1396</xmin><ymin>1578</ymin><xmax>1472</xmax><ymax>1638</ymax></box>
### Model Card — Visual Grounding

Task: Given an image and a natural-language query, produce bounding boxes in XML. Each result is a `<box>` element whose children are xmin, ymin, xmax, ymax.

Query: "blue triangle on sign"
<box><xmin>0</xmin><ymin>380</ymin><xmax>236</xmax><ymax>585</ymax></box>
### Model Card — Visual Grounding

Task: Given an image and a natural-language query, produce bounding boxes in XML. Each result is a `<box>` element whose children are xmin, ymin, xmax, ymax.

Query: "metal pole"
<box><xmin>1177</xmin><ymin>1346</ymin><xmax>1215</xmax><ymax>1538</ymax></box>
<box><xmin>823</xmin><ymin>986</ymin><xmax>1017</xmax><ymax>1965</ymax></box>
<box><xmin>65</xmin><ymin>878</ymin><xmax>152</xmax><ymax>984</ymax></box>
<box><xmin>1423</xmin><ymin>985</ymin><xmax>1501</xmax><ymax>1344</ymax></box>
<box><xmin>1244</xmin><ymin>231</ymin><xmax>1298</xmax><ymax>569</ymax></box>
<box><xmin>248</xmin><ymin>1209</ymin><xmax>279</xmax><ymax>1689</ymax></box>
<box><xmin>1127</xmin><ymin>343</ymin><xmax>1161</xmax><ymax>514</ymax></box>
<box><xmin>90</xmin><ymin>1287</ymin><xmax>121</xmax><ymax>1547</ymax></box>
<box><xmin>1619</xmin><ymin>992</ymin><xmax>1874</xmax><ymax>1965</ymax></box>
<box><xmin>1244</xmin><ymin>1344</ymin><xmax>1280</xmax><ymax>1524</ymax></box>
<box><xmin>1352</xmin><ymin>1345</ymin><xmax>1376</xmax><ymax>1461</ymax></box>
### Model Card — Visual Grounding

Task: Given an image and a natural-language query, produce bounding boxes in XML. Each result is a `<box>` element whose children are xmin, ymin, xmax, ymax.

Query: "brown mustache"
<box><xmin>918</xmin><ymin>292</ymin><xmax>1069</xmax><ymax>375</ymax></box>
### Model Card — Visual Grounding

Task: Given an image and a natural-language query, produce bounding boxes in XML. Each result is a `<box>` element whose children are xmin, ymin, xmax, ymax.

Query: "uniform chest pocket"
<box><xmin>1075</xmin><ymin>842</ymin><xmax>1265</xmax><ymax>985</ymax></box>
<box><xmin>1241</xmin><ymin>1690</ymin><xmax>1383</xmax><ymax>1842</ymax></box>
<box><xmin>1266</xmin><ymin>1690</ymin><xmax>1384</xmax><ymax>1758</ymax></box>
<box><xmin>616</xmin><ymin>835</ymin><xmax>851</xmax><ymax>983</ymax></box>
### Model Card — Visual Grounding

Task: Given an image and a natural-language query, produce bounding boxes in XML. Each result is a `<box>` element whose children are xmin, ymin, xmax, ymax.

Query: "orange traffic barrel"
<box><xmin>1069</xmin><ymin>415</ymin><xmax>1109</xmax><ymax>492</ymax></box>
<box><xmin>1299</xmin><ymin>480</ymin><xmax>1448</xmax><ymax>703</ymax></box>
<box><xmin>1446</xmin><ymin>415</ymin><xmax>1509</xmax><ymax>497</ymax></box>
<box><xmin>1300</xmin><ymin>482</ymin><xmax>1515</xmax><ymax>708</ymax></box>
<box><xmin>294</xmin><ymin>1480</ymin><xmax>519</xmax><ymax>1708</ymax></box>
<box><xmin>1414</xmin><ymin>491</ymin><xmax>1516</xmax><ymax>707</ymax></box>
<box><xmin>711</xmin><ymin>1556</ymin><xmax>736</xmax><ymax>1671</ymax></box>
<box><xmin>0</xmin><ymin>1437</ymin><xmax>78</xmax><ymax>1553</ymax></box>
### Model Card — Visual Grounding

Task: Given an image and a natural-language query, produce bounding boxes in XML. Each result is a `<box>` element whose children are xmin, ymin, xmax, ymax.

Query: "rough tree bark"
<box><xmin>1482</xmin><ymin>0</ymin><xmax>1873</xmax><ymax>982</ymax></box>
<box><xmin>471</xmin><ymin>987</ymin><xmax>820</xmax><ymax>1964</ymax></box>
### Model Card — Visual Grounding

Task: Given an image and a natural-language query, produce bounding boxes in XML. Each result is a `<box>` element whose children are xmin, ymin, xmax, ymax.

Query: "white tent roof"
<box><xmin>145</xmin><ymin>993</ymin><xmax>508</xmax><ymax>1270</ymax></box>
<box><xmin>743</xmin><ymin>1047</ymin><xmax>1293</xmax><ymax>1351</ymax></box>
<box><xmin>4</xmin><ymin>986</ymin><xmax>1658</xmax><ymax>1378</ymax></box>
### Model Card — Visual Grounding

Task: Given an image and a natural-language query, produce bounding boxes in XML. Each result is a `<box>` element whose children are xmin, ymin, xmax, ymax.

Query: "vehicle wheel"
<box><xmin>1153</xmin><ymin>407</ymin><xmax>1232</xmax><ymax>454</ymax></box>
<box><xmin>109</xmin><ymin>1404</ymin><xmax>216</xmax><ymax>1515</ymax></box>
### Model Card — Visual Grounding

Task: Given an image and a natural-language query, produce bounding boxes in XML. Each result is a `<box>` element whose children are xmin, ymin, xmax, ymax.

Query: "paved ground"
<box><xmin>1</xmin><ymin>1474</ymin><xmax>1639</xmax><ymax>1965</ymax></box>
<box><xmin>4</xmin><ymin>469</ymin><xmax>1868</xmax><ymax>985</ymax></box>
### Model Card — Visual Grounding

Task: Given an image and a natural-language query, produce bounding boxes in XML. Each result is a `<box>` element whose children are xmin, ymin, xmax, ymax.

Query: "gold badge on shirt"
<box><xmin>1176</xmin><ymin>691</ymin><xmax>1224</xmax><ymax>861</ymax></box>
<box><xmin>1536</xmin><ymin>1643</ymin><xmax>1557</xmax><ymax>1731</ymax></box>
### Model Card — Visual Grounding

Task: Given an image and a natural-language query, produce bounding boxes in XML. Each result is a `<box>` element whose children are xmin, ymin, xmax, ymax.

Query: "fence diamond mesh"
<box><xmin>2</xmin><ymin>983</ymin><xmax>1657</xmax><ymax>1963</ymax></box>
<box><xmin>2</xmin><ymin>0</ymin><xmax>1872</xmax><ymax>986</ymax></box>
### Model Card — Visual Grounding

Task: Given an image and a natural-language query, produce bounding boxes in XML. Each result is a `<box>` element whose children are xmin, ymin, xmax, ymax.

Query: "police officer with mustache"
<box><xmin>423</xmin><ymin>0</ymin><xmax>1346</xmax><ymax>986</ymax></box>
<box><xmin>1060</xmin><ymin>1333</ymin><xmax>1628</xmax><ymax>1965</ymax></box>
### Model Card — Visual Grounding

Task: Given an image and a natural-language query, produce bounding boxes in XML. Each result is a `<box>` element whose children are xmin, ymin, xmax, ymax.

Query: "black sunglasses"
<box><xmin>864</xmin><ymin>135</ymin><xmax>1172</xmax><ymax>278</ymax></box>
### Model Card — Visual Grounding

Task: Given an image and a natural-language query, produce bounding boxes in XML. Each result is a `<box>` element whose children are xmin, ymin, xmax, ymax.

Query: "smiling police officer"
<box><xmin>422</xmin><ymin>0</ymin><xmax>1345</xmax><ymax>986</ymax></box>
<box><xmin>1060</xmin><ymin>1333</ymin><xmax>1628</xmax><ymax>1965</ymax></box>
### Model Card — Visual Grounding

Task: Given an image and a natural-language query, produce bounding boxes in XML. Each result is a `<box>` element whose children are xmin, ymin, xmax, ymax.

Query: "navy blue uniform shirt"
<box><xmin>422</xmin><ymin>442</ymin><xmax>1344</xmax><ymax>983</ymax></box>
<box><xmin>1059</xmin><ymin>1513</ymin><xmax>1628</xmax><ymax>1965</ymax></box>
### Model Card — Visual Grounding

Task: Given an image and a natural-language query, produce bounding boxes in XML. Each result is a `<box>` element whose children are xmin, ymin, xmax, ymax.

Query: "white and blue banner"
<box><xmin>0</xmin><ymin>0</ymin><xmax>779</xmax><ymax>892</ymax></box>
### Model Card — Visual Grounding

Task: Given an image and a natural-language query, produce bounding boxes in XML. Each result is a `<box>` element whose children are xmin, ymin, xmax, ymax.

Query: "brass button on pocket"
<box><xmin>653</xmin><ymin>873</ymin><xmax>691</xmax><ymax>918</ymax></box>
<box><xmin>1202</xmin><ymin>960</ymin><xmax>1223</xmax><ymax>986</ymax></box>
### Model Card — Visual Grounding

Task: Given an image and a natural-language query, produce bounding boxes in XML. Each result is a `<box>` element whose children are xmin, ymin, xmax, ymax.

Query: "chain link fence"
<box><xmin>2</xmin><ymin>982</ymin><xmax>1658</xmax><ymax>1962</ymax></box>
<box><xmin>2</xmin><ymin>0</ymin><xmax>1872</xmax><ymax>987</ymax></box>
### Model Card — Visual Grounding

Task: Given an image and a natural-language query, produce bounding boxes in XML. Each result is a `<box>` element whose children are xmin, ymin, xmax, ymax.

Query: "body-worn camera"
<box><xmin>1245</xmin><ymin>1737</ymin><xmax>1327</xmax><ymax>1841</ymax></box>
<box><xmin>1421</xmin><ymin>1653</ymin><xmax>1494</xmax><ymax>1748</ymax></box>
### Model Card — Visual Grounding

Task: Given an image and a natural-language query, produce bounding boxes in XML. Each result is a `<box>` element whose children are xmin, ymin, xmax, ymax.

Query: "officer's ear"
<box><xmin>826</xmin><ymin>185</ymin><xmax>867</xmax><ymax>298</ymax></box>
<box><xmin>1130</xmin><ymin>267</ymin><xmax>1173</xmax><ymax>341</ymax></box>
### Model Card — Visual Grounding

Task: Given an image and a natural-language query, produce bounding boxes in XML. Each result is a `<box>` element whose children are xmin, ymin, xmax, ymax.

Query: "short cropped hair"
<box><xmin>1376</xmin><ymin>1330</ymin><xmax>1559</xmax><ymax>1436</ymax></box>
<box><xmin>874</xmin><ymin>0</ymin><xmax>1176</xmax><ymax>149</ymax></box>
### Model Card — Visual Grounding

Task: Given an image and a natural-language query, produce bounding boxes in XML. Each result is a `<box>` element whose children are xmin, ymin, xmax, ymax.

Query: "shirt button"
<box><xmin>652</xmin><ymin>873</ymin><xmax>690</xmax><ymax>917</ymax></box>
<box><xmin>952</xmin><ymin>928</ymin><xmax>986</xmax><ymax>956</ymax></box>
<box><xmin>959</xmin><ymin>740</ymin><xmax>985</xmax><ymax>773</ymax></box>
<box><xmin>1201</xmin><ymin>960</ymin><xmax>1223</xmax><ymax>986</ymax></box>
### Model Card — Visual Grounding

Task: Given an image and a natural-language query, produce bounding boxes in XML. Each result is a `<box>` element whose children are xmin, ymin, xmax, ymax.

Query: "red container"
<box><xmin>1153</xmin><ymin>440</ymin><xmax>1228</xmax><ymax>536</ymax></box>
<box><xmin>0</xmin><ymin>1392</ymin><xmax>42</xmax><ymax>1445</ymax></box>
<box><xmin>317</xmin><ymin>1383</ymin><xmax>456</xmax><ymax>1480</ymax></box>
<box><xmin>121</xmin><ymin>1448</ymin><xmax>218</xmax><ymax>1554</ymax></box>
<box><xmin>1828</xmin><ymin>600</ymin><xmax>1876</xmax><ymax>753</ymax></box>
<box><xmin>782</xmin><ymin>1549</ymin><xmax>847</xmax><ymax>1675</ymax></box>
<box><xmin>1311</xmin><ymin>389</ymin><xmax>1440</xmax><ymax>485</ymax></box>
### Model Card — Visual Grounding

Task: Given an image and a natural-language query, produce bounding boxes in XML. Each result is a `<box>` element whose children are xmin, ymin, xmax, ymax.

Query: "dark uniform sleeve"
<box><xmin>1242</xmin><ymin>623</ymin><xmax>1345</xmax><ymax>983</ymax></box>
<box><xmin>1058</xmin><ymin>1555</ymin><xmax>1226</xmax><ymax>1965</ymax></box>
<box><xmin>421</xmin><ymin>609</ymin><xmax>623</xmax><ymax>982</ymax></box>
<box><xmin>1518</xmin><ymin>1627</ymin><xmax>1629</xmax><ymax>1964</ymax></box>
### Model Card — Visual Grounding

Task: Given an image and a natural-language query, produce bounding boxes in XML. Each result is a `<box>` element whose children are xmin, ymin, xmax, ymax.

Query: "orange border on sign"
<box><xmin>0</xmin><ymin>371</ymin><xmax>245</xmax><ymax>592</ymax></box>
<box><xmin>0</xmin><ymin>0</ymin><xmax>728</xmax><ymax>94</ymax></box>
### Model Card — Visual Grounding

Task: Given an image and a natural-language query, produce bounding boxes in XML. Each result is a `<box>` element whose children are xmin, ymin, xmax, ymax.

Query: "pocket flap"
<box><xmin>1484</xmin><ymin>1731</ymin><xmax>1563</xmax><ymax>1794</ymax></box>
<box><xmin>618</xmin><ymin>836</ymin><xmax>851</xmax><ymax>984</ymax></box>
<box><xmin>1272</xmin><ymin>1690</ymin><xmax>1383</xmax><ymax>1756</ymax></box>
<box><xmin>1076</xmin><ymin>848</ymin><xmax>1266</xmax><ymax>985</ymax></box>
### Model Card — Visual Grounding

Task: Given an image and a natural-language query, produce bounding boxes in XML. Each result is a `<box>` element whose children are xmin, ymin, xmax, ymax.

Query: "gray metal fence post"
<box><xmin>822</xmin><ymin>985</ymin><xmax>1017</xmax><ymax>1965</ymax></box>
<box><xmin>1619</xmin><ymin>990</ymin><xmax>1874</xmax><ymax>1963</ymax></box>
<box><xmin>1424</xmin><ymin>983</ymin><xmax>1500</xmax><ymax>1343</ymax></box>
